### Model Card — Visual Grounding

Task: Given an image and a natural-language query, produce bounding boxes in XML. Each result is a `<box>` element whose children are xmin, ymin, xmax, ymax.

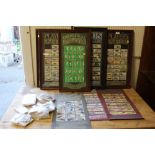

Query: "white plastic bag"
<box><xmin>14</xmin><ymin>106</ymin><xmax>29</xmax><ymax>114</ymax></box>
<box><xmin>11</xmin><ymin>113</ymin><xmax>33</xmax><ymax>127</ymax></box>
<box><xmin>29</xmin><ymin>104</ymin><xmax>50</xmax><ymax>120</ymax></box>
<box><xmin>42</xmin><ymin>101</ymin><xmax>56</xmax><ymax>112</ymax></box>
<box><xmin>22</xmin><ymin>94</ymin><xmax>36</xmax><ymax>106</ymax></box>
<box><xmin>37</xmin><ymin>93</ymin><xmax>55</xmax><ymax>103</ymax></box>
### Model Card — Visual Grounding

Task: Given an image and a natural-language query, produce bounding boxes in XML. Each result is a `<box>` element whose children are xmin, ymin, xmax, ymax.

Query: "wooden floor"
<box><xmin>0</xmin><ymin>85</ymin><xmax>155</xmax><ymax>129</ymax></box>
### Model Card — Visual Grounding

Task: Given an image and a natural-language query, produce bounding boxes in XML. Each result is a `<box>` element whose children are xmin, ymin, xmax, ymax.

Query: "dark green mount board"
<box><xmin>60</xmin><ymin>30</ymin><xmax>91</xmax><ymax>91</ymax></box>
<box><xmin>64</xmin><ymin>45</ymin><xmax>85</xmax><ymax>83</ymax></box>
<box><xmin>36</xmin><ymin>29</ymin><xmax>60</xmax><ymax>89</ymax></box>
<box><xmin>106</xmin><ymin>30</ymin><xmax>133</xmax><ymax>88</ymax></box>
<box><xmin>73</xmin><ymin>27</ymin><xmax>108</xmax><ymax>89</ymax></box>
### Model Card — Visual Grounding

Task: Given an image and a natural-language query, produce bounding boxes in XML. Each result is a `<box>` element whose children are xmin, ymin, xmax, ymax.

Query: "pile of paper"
<box><xmin>11</xmin><ymin>113</ymin><xmax>33</xmax><ymax>127</ymax></box>
<box><xmin>11</xmin><ymin>93</ymin><xmax>56</xmax><ymax>127</ymax></box>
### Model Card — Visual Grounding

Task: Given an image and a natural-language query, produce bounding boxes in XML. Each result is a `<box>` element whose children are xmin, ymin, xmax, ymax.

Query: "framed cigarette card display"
<box><xmin>73</xmin><ymin>27</ymin><xmax>108</xmax><ymax>89</ymax></box>
<box><xmin>106</xmin><ymin>30</ymin><xmax>133</xmax><ymax>88</ymax></box>
<box><xmin>97</xmin><ymin>89</ymin><xmax>143</xmax><ymax>120</ymax></box>
<box><xmin>60</xmin><ymin>30</ymin><xmax>91</xmax><ymax>91</ymax></box>
<box><xmin>36</xmin><ymin>29</ymin><xmax>60</xmax><ymax>89</ymax></box>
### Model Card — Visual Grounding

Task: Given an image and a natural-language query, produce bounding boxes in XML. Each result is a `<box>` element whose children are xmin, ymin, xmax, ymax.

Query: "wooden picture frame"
<box><xmin>36</xmin><ymin>29</ymin><xmax>61</xmax><ymax>89</ymax></box>
<box><xmin>59</xmin><ymin>30</ymin><xmax>91</xmax><ymax>92</ymax></box>
<box><xmin>106</xmin><ymin>30</ymin><xmax>134</xmax><ymax>89</ymax></box>
<box><xmin>73</xmin><ymin>27</ymin><xmax>108</xmax><ymax>89</ymax></box>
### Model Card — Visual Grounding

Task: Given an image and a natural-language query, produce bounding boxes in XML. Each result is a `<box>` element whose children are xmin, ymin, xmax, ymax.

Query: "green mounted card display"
<box><xmin>64</xmin><ymin>45</ymin><xmax>85</xmax><ymax>83</ymax></box>
<box><xmin>60</xmin><ymin>30</ymin><xmax>91</xmax><ymax>91</ymax></box>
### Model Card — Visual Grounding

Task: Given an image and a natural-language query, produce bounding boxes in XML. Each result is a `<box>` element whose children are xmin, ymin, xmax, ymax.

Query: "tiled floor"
<box><xmin>0</xmin><ymin>64</ymin><xmax>24</xmax><ymax>119</ymax></box>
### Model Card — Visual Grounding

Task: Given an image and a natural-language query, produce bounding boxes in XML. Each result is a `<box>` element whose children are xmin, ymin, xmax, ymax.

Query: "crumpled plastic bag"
<box><xmin>29</xmin><ymin>104</ymin><xmax>50</xmax><ymax>120</ymax></box>
<box><xmin>14</xmin><ymin>106</ymin><xmax>29</xmax><ymax>114</ymax></box>
<box><xmin>11</xmin><ymin>113</ymin><xmax>33</xmax><ymax>127</ymax></box>
<box><xmin>41</xmin><ymin>101</ymin><xmax>56</xmax><ymax>112</ymax></box>
<box><xmin>22</xmin><ymin>94</ymin><xmax>36</xmax><ymax>106</ymax></box>
<box><xmin>37</xmin><ymin>93</ymin><xmax>55</xmax><ymax>103</ymax></box>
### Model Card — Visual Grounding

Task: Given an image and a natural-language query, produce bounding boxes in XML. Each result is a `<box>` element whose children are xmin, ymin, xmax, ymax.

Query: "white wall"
<box><xmin>20</xmin><ymin>26</ymin><xmax>34</xmax><ymax>86</ymax></box>
<box><xmin>21</xmin><ymin>26</ymin><xmax>145</xmax><ymax>88</ymax></box>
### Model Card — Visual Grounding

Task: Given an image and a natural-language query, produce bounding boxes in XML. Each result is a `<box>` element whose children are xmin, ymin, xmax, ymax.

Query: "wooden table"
<box><xmin>0</xmin><ymin>85</ymin><xmax>155</xmax><ymax>129</ymax></box>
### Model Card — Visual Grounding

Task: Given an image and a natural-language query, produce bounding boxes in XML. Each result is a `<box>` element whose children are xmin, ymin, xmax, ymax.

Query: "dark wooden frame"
<box><xmin>73</xmin><ymin>27</ymin><xmax>108</xmax><ymax>89</ymax></box>
<box><xmin>59</xmin><ymin>30</ymin><xmax>91</xmax><ymax>92</ymax></box>
<box><xmin>36</xmin><ymin>29</ymin><xmax>62</xmax><ymax>90</ymax></box>
<box><xmin>106</xmin><ymin>30</ymin><xmax>134</xmax><ymax>89</ymax></box>
<box><xmin>36</xmin><ymin>29</ymin><xmax>40</xmax><ymax>87</ymax></box>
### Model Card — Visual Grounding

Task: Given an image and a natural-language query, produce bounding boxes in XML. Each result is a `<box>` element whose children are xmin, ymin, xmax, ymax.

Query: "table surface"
<box><xmin>0</xmin><ymin>85</ymin><xmax>155</xmax><ymax>129</ymax></box>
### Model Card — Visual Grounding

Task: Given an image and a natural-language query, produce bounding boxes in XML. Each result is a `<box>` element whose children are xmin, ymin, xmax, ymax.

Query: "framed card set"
<box><xmin>36</xmin><ymin>29</ymin><xmax>60</xmax><ymax>89</ymax></box>
<box><xmin>106</xmin><ymin>30</ymin><xmax>133</xmax><ymax>88</ymax></box>
<box><xmin>83</xmin><ymin>92</ymin><xmax>108</xmax><ymax>120</ymax></box>
<box><xmin>36</xmin><ymin>28</ymin><xmax>134</xmax><ymax>91</ymax></box>
<box><xmin>73</xmin><ymin>27</ymin><xmax>108</xmax><ymax>89</ymax></box>
<box><xmin>52</xmin><ymin>93</ymin><xmax>91</xmax><ymax>128</ymax></box>
<box><xmin>59</xmin><ymin>30</ymin><xmax>91</xmax><ymax>91</ymax></box>
<box><xmin>97</xmin><ymin>89</ymin><xmax>143</xmax><ymax>120</ymax></box>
